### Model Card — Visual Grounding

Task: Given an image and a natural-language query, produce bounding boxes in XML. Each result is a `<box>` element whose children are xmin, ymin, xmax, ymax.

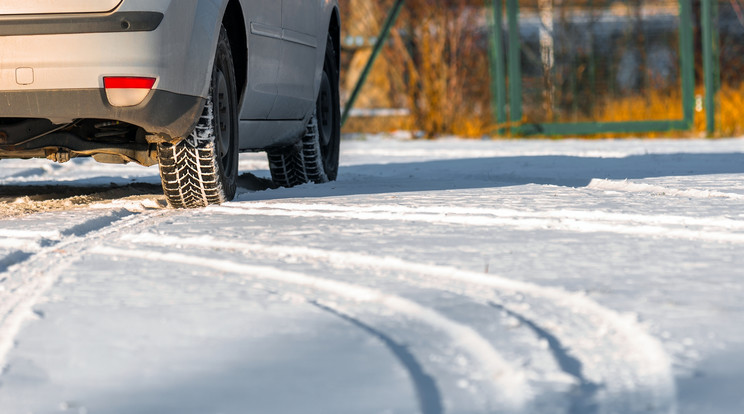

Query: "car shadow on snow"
<box><xmin>1</xmin><ymin>152</ymin><xmax>742</xmax><ymax>204</ymax></box>
<box><xmin>0</xmin><ymin>182</ymin><xmax>164</xmax><ymax>200</ymax></box>
<box><xmin>235</xmin><ymin>152</ymin><xmax>744</xmax><ymax>201</ymax></box>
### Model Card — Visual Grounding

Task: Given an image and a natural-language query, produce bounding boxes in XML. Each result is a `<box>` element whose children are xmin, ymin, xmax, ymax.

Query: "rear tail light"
<box><xmin>103</xmin><ymin>77</ymin><xmax>156</xmax><ymax>107</ymax></box>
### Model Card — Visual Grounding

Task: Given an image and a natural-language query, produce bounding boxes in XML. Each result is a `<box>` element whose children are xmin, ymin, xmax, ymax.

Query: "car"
<box><xmin>0</xmin><ymin>0</ymin><xmax>341</xmax><ymax>208</ymax></box>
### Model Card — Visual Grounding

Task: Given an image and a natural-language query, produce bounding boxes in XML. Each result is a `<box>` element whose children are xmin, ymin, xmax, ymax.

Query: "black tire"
<box><xmin>268</xmin><ymin>35</ymin><xmax>340</xmax><ymax>187</ymax></box>
<box><xmin>157</xmin><ymin>26</ymin><xmax>239</xmax><ymax>208</ymax></box>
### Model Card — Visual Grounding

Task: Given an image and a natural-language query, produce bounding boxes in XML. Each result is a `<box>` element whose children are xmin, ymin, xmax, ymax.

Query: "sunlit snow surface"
<box><xmin>0</xmin><ymin>137</ymin><xmax>743</xmax><ymax>414</ymax></box>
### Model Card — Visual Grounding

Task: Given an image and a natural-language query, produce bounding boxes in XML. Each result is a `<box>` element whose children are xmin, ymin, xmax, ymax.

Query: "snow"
<box><xmin>1</xmin><ymin>136</ymin><xmax>743</xmax><ymax>414</ymax></box>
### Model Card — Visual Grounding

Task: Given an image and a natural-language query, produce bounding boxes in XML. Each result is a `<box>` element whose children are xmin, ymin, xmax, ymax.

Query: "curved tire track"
<box><xmin>491</xmin><ymin>303</ymin><xmax>601</xmax><ymax>414</ymax></box>
<box><xmin>125</xmin><ymin>234</ymin><xmax>677</xmax><ymax>414</ymax></box>
<box><xmin>211</xmin><ymin>202</ymin><xmax>744</xmax><ymax>243</ymax></box>
<box><xmin>0</xmin><ymin>210</ymin><xmax>169</xmax><ymax>368</ymax></box>
<box><xmin>587</xmin><ymin>178</ymin><xmax>744</xmax><ymax>200</ymax></box>
<box><xmin>311</xmin><ymin>301</ymin><xmax>444</xmax><ymax>414</ymax></box>
<box><xmin>91</xmin><ymin>246</ymin><xmax>532</xmax><ymax>413</ymax></box>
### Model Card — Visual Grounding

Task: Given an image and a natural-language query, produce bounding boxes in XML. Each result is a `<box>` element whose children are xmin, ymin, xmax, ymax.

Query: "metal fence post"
<box><xmin>506</xmin><ymin>0</ymin><xmax>523</xmax><ymax>134</ymax></box>
<box><xmin>679</xmin><ymin>0</ymin><xmax>696</xmax><ymax>130</ymax></box>
<box><xmin>702</xmin><ymin>0</ymin><xmax>720</xmax><ymax>136</ymax></box>
<box><xmin>487</xmin><ymin>0</ymin><xmax>507</xmax><ymax>134</ymax></box>
<box><xmin>340</xmin><ymin>0</ymin><xmax>406</xmax><ymax>126</ymax></box>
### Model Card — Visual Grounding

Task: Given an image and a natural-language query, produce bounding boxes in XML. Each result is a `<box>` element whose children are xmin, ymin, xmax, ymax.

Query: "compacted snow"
<box><xmin>0</xmin><ymin>136</ymin><xmax>743</xmax><ymax>414</ymax></box>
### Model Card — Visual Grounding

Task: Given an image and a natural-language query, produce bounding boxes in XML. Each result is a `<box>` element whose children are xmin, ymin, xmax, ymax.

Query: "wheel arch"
<box><xmin>312</xmin><ymin>3</ymin><xmax>341</xmax><ymax>113</ymax></box>
<box><xmin>221</xmin><ymin>0</ymin><xmax>248</xmax><ymax>106</ymax></box>
<box><xmin>329</xmin><ymin>6</ymin><xmax>341</xmax><ymax>73</ymax></box>
<box><xmin>168</xmin><ymin>0</ymin><xmax>240</xmax><ymax>139</ymax></box>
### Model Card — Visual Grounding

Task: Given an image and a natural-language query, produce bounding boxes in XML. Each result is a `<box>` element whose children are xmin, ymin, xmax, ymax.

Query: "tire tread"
<box><xmin>157</xmin><ymin>26</ymin><xmax>237</xmax><ymax>209</ymax></box>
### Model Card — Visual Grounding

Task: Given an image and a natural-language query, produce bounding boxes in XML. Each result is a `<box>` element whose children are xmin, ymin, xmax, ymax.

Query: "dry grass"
<box><xmin>342</xmin><ymin>113</ymin><xmax>494</xmax><ymax>138</ymax></box>
<box><xmin>339</xmin><ymin>0</ymin><xmax>744</xmax><ymax>139</ymax></box>
<box><xmin>714</xmin><ymin>83</ymin><xmax>744</xmax><ymax>137</ymax></box>
<box><xmin>594</xmin><ymin>92</ymin><xmax>683</xmax><ymax>124</ymax></box>
<box><xmin>588</xmin><ymin>83</ymin><xmax>744</xmax><ymax>138</ymax></box>
<box><xmin>344</xmin><ymin>83</ymin><xmax>744</xmax><ymax>139</ymax></box>
<box><xmin>342</xmin><ymin>115</ymin><xmax>412</xmax><ymax>134</ymax></box>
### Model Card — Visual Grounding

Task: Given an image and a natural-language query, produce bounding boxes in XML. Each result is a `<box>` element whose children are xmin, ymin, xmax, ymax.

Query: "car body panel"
<box><xmin>0</xmin><ymin>1</ymin><xmax>123</xmax><ymax>15</ymax></box>
<box><xmin>269</xmin><ymin>0</ymin><xmax>321</xmax><ymax>120</ymax></box>
<box><xmin>240</xmin><ymin>2</ymin><xmax>282</xmax><ymax>120</ymax></box>
<box><xmin>0</xmin><ymin>0</ymin><xmax>339</xmax><ymax>153</ymax></box>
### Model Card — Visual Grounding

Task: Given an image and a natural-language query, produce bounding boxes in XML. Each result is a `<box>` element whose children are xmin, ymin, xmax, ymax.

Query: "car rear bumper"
<box><xmin>0</xmin><ymin>11</ymin><xmax>163</xmax><ymax>37</ymax></box>
<box><xmin>0</xmin><ymin>89</ymin><xmax>204</xmax><ymax>139</ymax></box>
<box><xmin>0</xmin><ymin>27</ymin><xmax>201</xmax><ymax>94</ymax></box>
<box><xmin>0</xmin><ymin>0</ymin><xmax>218</xmax><ymax>137</ymax></box>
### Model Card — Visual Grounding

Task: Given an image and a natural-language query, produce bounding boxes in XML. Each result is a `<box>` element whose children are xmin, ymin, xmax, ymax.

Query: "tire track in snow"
<box><xmin>491</xmin><ymin>303</ymin><xmax>600</xmax><ymax>414</ymax></box>
<box><xmin>214</xmin><ymin>202</ymin><xmax>744</xmax><ymax>230</ymax></box>
<box><xmin>0</xmin><ymin>209</ymin><xmax>135</xmax><ymax>273</ymax></box>
<box><xmin>0</xmin><ymin>252</ymin><xmax>33</xmax><ymax>274</ymax></box>
<box><xmin>2</xmin><ymin>167</ymin><xmax>47</xmax><ymax>180</ymax></box>
<box><xmin>0</xmin><ymin>210</ymin><xmax>169</xmax><ymax>368</ymax></box>
<box><xmin>211</xmin><ymin>203</ymin><xmax>744</xmax><ymax>244</ymax></box>
<box><xmin>91</xmin><ymin>246</ymin><xmax>531</xmax><ymax>413</ymax></box>
<box><xmin>311</xmin><ymin>301</ymin><xmax>444</xmax><ymax>414</ymax></box>
<box><xmin>587</xmin><ymin>178</ymin><xmax>744</xmax><ymax>200</ymax></box>
<box><xmin>0</xmin><ymin>230</ymin><xmax>62</xmax><ymax>252</ymax></box>
<box><xmin>125</xmin><ymin>234</ymin><xmax>677</xmax><ymax>414</ymax></box>
<box><xmin>0</xmin><ymin>229</ymin><xmax>62</xmax><ymax>239</ymax></box>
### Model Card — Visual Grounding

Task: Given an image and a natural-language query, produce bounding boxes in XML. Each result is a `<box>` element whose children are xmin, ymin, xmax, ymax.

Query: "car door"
<box><xmin>239</xmin><ymin>0</ymin><xmax>282</xmax><ymax>120</ymax></box>
<box><xmin>268</xmin><ymin>0</ymin><xmax>319</xmax><ymax>120</ymax></box>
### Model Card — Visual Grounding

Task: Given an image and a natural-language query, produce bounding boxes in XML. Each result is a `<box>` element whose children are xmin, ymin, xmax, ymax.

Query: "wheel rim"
<box><xmin>316</xmin><ymin>68</ymin><xmax>338</xmax><ymax>180</ymax></box>
<box><xmin>317</xmin><ymin>71</ymin><xmax>334</xmax><ymax>148</ymax></box>
<box><xmin>214</xmin><ymin>68</ymin><xmax>234</xmax><ymax>174</ymax></box>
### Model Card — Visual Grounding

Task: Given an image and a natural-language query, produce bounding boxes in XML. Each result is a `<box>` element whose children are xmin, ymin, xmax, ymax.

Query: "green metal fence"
<box><xmin>702</xmin><ymin>0</ymin><xmax>720</xmax><ymax>135</ymax></box>
<box><xmin>493</xmin><ymin>0</ymin><xmax>698</xmax><ymax>136</ymax></box>
<box><xmin>343</xmin><ymin>0</ymin><xmax>722</xmax><ymax>137</ymax></box>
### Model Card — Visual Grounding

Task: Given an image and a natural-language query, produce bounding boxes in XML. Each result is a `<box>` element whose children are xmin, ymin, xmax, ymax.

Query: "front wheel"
<box><xmin>158</xmin><ymin>26</ymin><xmax>239</xmax><ymax>209</ymax></box>
<box><xmin>268</xmin><ymin>35</ymin><xmax>340</xmax><ymax>187</ymax></box>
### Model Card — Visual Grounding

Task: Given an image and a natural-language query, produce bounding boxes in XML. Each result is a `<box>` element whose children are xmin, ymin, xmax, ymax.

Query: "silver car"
<box><xmin>0</xmin><ymin>0</ymin><xmax>341</xmax><ymax>208</ymax></box>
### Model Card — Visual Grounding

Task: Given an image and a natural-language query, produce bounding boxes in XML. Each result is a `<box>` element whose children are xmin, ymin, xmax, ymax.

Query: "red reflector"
<box><xmin>104</xmin><ymin>77</ymin><xmax>156</xmax><ymax>89</ymax></box>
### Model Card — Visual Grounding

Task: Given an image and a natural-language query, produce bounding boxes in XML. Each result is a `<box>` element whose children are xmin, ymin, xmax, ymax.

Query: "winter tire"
<box><xmin>268</xmin><ymin>35</ymin><xmax>340</xmax><ymax>187</ymax></box>
<box><xmin>157</xmin><ymin>26</ymin><xmax>239</xmax><ymax>208</ymax></box>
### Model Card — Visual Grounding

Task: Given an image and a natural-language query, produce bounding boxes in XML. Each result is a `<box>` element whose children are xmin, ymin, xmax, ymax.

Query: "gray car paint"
<box><xmin>0</xmin><ymin>0</ymin><xmax>339</xmax><ymax>152</ymax></box>
<box><xmin>0</xmin><ymin>1</ymin><xmax>123</xmax><ymax>15</ymax></box>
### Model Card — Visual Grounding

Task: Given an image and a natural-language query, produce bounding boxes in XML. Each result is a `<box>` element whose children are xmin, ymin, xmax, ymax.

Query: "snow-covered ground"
<box><xmin>1</xmin><ymin>136</ymin><xmax>743</xmax><ymax>414</ymax></box>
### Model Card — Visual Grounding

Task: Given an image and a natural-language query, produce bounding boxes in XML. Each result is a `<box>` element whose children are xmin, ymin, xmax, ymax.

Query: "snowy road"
<box><xmin>1</xmin><ymin>137</ymin><xmax>743</xmax><ymax>414</ymax></box>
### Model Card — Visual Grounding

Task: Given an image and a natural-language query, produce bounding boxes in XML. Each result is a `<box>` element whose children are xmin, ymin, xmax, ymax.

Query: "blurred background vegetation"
<box><xmin>339</xmin><ymin>0</ymin><xmax>744</xmax><ymax>138</ymax></box>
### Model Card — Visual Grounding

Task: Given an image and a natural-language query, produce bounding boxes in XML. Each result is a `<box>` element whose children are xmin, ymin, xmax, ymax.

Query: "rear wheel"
<box><xmin>157</xmin><ymin>26</ymin><xmax>239</xmax><ymax>208</ymax></box>
<box><xmin>268</xmin><ymin>35</ymin><xmax>340</xmax><ymax>187</ymax></box>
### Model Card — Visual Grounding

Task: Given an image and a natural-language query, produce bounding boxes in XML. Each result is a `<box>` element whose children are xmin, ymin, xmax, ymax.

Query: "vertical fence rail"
<box><xmin>343</xmin><ymin>0</ymin><xmax>711</xmax><ymax>136</ymax></box>
<box><xmin>702</xmin><ymin>0</ymin><xmax>721</xmax><ymax>135</ymax></box>
<box><xmin>487</xmin><ymin>0</ymin><xmax>508</xmax><ymax>132</ymax></box>
<box><xmin>506</xmin><ymin>0</ymin><xmax>523</xmax><ymax>133</ymax></box>
<box><xmin>340</xmin><ymin>0</ymin><xmax>405</xmax><ymax>126</ymax></box>
<box><xmin>680</xmin><ymin>0</ymin><xmax>697</xmax><ymax>129</ymax></box>
<box><xmin>500</xmin><ymin>0</ymin><xmax>695</xmax><ymax>136</ymax></box>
